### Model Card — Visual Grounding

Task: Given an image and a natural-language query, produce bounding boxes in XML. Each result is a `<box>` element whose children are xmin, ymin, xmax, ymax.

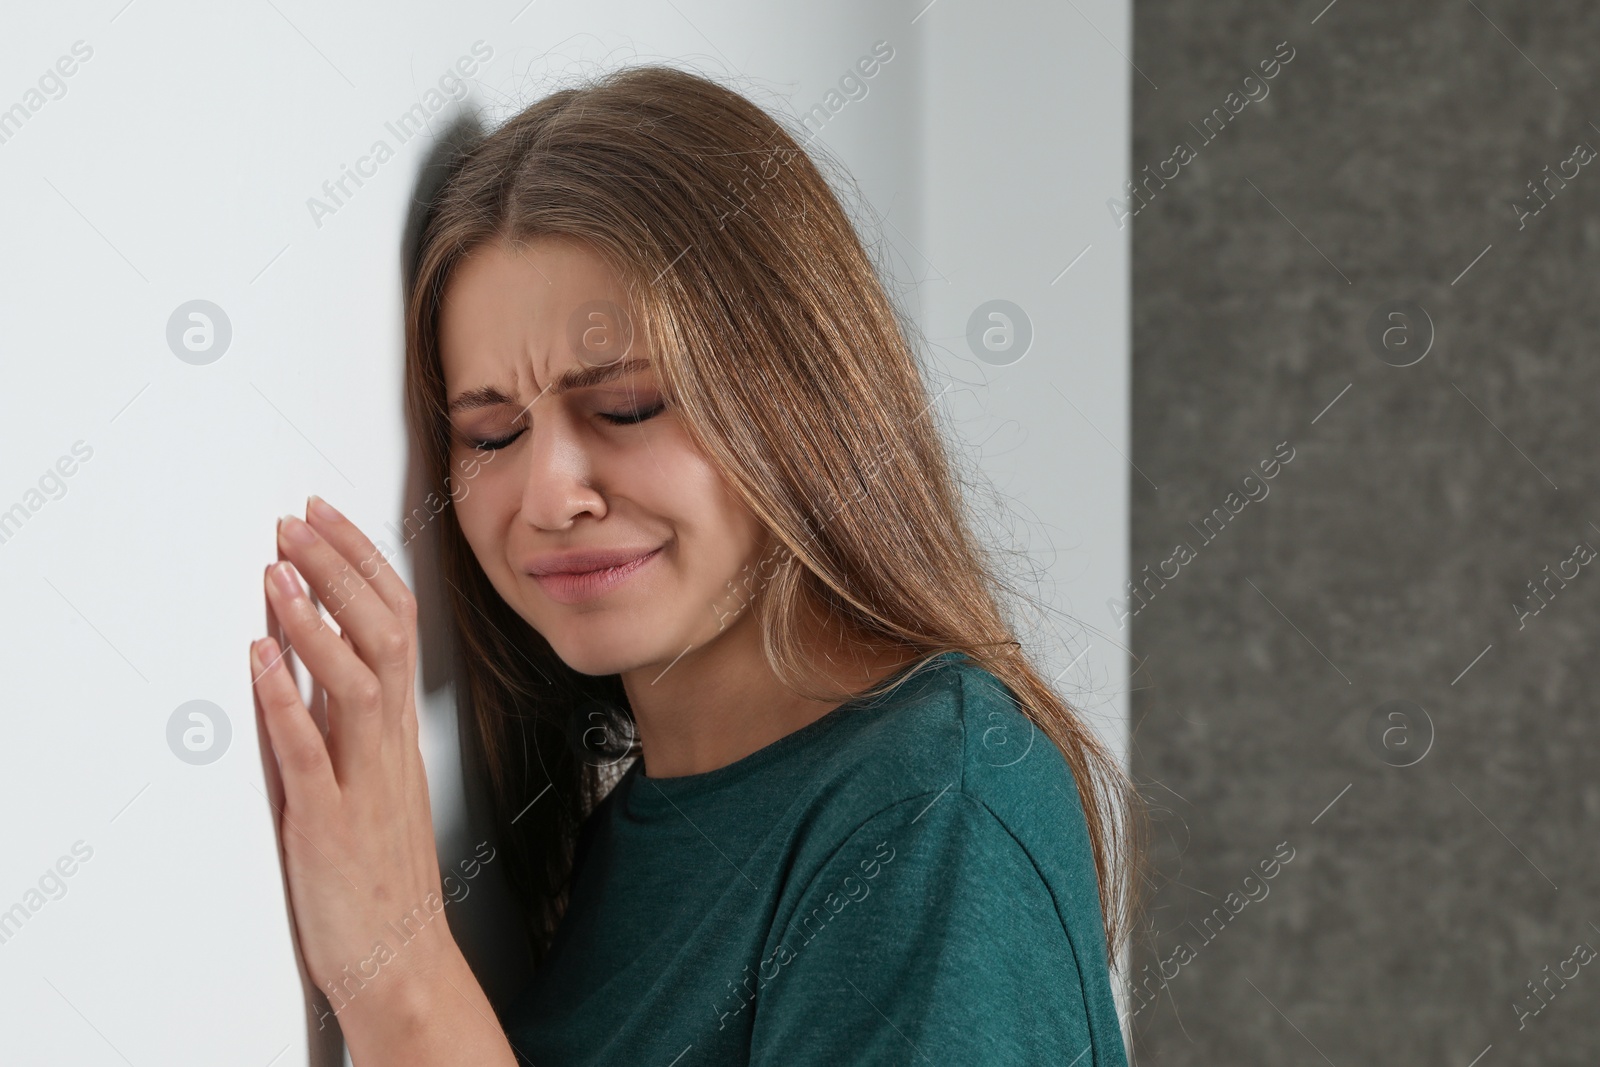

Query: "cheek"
<box><xmin>681</xmin><ymin>470</ymin><xmax>767</xmax><ymax>583</ymax></box>
<box><xmin>448</xmin><ymin>457</ymin><xmax>513</xmax><ymax>565</ymax></box>
<box><xmin>624</xmin><ymin>431</ymin><xmax>764</xmax><ymax>570</ymax></box>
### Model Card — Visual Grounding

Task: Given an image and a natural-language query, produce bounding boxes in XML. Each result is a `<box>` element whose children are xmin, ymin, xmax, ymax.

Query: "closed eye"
<box><xmin>470</xmin><ymin>430</ymin><xmax>524</xmax><ymax>452</ymax></box>
<box><xmin>466</xmin><ymin>402</ymin><xmax>666</xmax><ymax>451</ymax></box>
<box><xmin>598</xmin><ymin>401</ymin><xmax>666</xmax><ymax>426</ymax></box>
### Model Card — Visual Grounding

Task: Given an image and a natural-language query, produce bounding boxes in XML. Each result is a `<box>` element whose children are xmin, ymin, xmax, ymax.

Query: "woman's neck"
<box><xmin>619</xmin><ymin>611</ymin><xmax>910</xmax><ymax>779</ymax></box>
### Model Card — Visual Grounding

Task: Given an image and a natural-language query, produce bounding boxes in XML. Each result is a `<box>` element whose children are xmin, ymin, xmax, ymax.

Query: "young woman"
<box><xmin>249</xmin><ymin>65</ymin><xmax>1146</xmax><ymax>1065</ymax></box>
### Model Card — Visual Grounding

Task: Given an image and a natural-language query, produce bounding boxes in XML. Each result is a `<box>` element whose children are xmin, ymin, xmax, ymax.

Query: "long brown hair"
<box><xmin>403</xmin><ymin>64</ymin><xmax>1148</xmax><ymax>970</ymax></box>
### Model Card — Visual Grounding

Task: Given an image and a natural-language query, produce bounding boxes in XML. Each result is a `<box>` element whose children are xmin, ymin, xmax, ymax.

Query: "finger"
<box><xmin>301</xmin><ymin>496</ymin><xmax>424</xmax><ymax>742</ymax></box>
<box><xmin>265</xmin><ymin>559</ymin><xmax>382</xmax><ymax>785</ymax></box>
<box><xmin>301</xmin><ymin>496</ymin><xmax>419</xmax><ymax>633</ymax></box>
<box><xmin>277</xmin><ymin>512</ymin><xmax>412</xmax><ymax>698</ymax></box>
<box><xmin>250</xmin><ymin>636</ymin><xmax>338</xmax><ymax>808</ymax></box>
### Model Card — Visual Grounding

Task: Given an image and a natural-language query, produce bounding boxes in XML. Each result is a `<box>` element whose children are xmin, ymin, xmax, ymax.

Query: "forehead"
<box><xmin>438</xmin><ymin>236</ymin><xmax>637</xmax><ymax>391</ymax></box>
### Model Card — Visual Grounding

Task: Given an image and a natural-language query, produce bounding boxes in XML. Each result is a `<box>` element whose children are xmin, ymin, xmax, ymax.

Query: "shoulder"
<box><xmin>797</xmin><ymin>650</ymin><xmax>1092</xmax><ymax>854</ymax></box>
<box><xmin>751</xmin><ymin>653</ymin><xmax>1125</xmax><ymax>1064</ymax></box>
<box><xmin>778</xmin><ymin>650</ymin><xmax>1100</xmax><ymax>926</ymax></box>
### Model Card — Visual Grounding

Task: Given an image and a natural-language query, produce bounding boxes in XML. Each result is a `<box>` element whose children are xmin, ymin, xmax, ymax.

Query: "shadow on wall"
<box><xmin>259</xmin><ymin>106</ymin><xmax>526</xmax><ymax>1065</ymax></box>
<box><xmin>397</xmin><ymin>107</ymin><xmax>540</xmax><ymax>1016</ymax></box>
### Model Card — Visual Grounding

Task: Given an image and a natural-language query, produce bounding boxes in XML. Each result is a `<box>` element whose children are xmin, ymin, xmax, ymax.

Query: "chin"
<box><xmin>549</xmin><ymin>644</ymin><xmax>636</xmax><ymax>678</ymax></box>
<box><xmin>541</xmin><ymin>617</ymin><xmax>677</xmax><ymax>678</ymax></box>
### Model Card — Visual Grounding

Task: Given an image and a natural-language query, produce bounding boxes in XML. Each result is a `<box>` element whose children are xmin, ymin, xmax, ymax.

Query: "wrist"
<box><xmin>326</xmin><ymin>934</ymin><xmax>472</xmax><ymax>1043</ymax></box>
<box><xmin>330</xmin><ymin>940</ymin><xmax>516</xmax><ymax>1066</ymax></box>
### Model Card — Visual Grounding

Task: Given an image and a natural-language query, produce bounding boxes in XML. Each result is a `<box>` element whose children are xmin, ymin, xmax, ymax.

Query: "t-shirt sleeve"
<box><xmin>748</xmin><ymin>789</ymin><xmax>1124</xmax><ymax>1067</ymax></box>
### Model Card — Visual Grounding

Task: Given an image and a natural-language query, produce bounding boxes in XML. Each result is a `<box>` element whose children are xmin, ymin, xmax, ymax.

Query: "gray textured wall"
<box><xmin>1129</xmin><ymin>3</ymin><xmax>1600</xmax><ymax>1064</ymax></box>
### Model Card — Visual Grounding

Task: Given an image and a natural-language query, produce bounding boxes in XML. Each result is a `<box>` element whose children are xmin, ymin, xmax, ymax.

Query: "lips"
<box><xmin>526</xmin><ymin>545</ymin><xmax>664</xmax><ymax>605</ymax></box>
<box><xmin>527</xmin><ymin>547</ymin><xmax>662</xmax><ymax>576</ymax></box>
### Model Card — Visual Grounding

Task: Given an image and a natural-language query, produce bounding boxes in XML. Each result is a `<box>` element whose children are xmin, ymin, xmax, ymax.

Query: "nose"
<box><xmin>517</xmin><ymin>405</ymin><xmax>607</xmax><ymax>531</ymax></box>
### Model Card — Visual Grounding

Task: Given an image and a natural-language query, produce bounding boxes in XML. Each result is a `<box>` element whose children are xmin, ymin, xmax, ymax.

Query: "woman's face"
<box><xmin>438</xmin><ymin>235</ymin><xmax>770</xmax><ymax>676</ymax></box>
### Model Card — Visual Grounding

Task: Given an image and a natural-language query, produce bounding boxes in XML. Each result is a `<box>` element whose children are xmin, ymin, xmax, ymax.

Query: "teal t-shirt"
<box><xmin>502</xmin><ymin>650</ymin><xmax>1129</xmax><ymax>1066</ymax></box>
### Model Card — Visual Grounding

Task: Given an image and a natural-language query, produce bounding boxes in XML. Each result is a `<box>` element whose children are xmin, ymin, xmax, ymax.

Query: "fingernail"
<box><xmin>252</xmin><ymin>637</ymin><xmax>281</xmax><ymax>675</ymax></box>
<box><xmin>271</xmin><ymin>561</ymin><xmax>302</xmax><ymax>598</ymax></box>
<box><xmin>281</xmin><ymin>514</ymin><xmax>316</xmax><ymax>545</ymax></box>
<box><xmin>308</xmin><ymin>494</ymin><xmax>339</xmax><ymax>522</ymax></box>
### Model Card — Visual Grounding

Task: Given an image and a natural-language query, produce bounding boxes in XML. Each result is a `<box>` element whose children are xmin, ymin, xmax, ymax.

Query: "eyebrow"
<box><xmin>447</xmin><ymin>358</ymin><xmax>653</xmax><ymax>415</ymax></box>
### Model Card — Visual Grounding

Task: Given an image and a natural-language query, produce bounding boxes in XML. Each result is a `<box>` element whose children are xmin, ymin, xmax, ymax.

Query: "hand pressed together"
<box><xmin>249</xmin><ymin>495</ymin><xmax>516</xmax><ymax>1065</ymax></box>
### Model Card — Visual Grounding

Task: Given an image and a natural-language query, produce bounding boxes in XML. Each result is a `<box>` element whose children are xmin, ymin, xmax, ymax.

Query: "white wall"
<box><xmin>914</xmin><ymin>0</ymin><xmax>1133</xmax><ymax>1036</ymax></box>
<box><xmin>0</xmin><ymin>1</ymin><xmax>1128</xmax><ymax>1062</ymax></box>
